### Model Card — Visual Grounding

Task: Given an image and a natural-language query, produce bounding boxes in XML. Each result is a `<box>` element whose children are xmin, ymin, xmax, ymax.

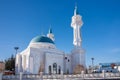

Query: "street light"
<box><xmin>14</xmin><ymin>46</ymin><xmax>19</xmax><ymax>74</ymax></box>
<box><xmin>91</xmin><ymin>57</ymin><xmax>94</xmax><ymax>72</ymax></box>
<box><xmin>14</xmin><ymin>47</ymin><xmax>19</xmax><ymax>55</ymax></box>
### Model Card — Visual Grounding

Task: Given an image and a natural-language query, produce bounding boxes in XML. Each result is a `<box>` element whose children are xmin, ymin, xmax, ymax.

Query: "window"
<box><xmin>53</xmin><ymin>63</ymin><xmax>57</xmax><ymax>74</ymax></box>
<box><xmin>48</xmin><ymin>65</ymin><xmax>51</xmax><ymax>74</ymax></box>
<box><xmin>65</xmin><ymin>57</ymin><xmax>67</xmax><ymax>60</ymax></box>
<box><xmin>67</xmin><ymin>69</ymin><xmax>69</xmax><ymax>74</ymax></box>
<box><xmin>68</xmin><ymin>59</ymin><xmax>70</xmax><ymax>62</ymax></box>
<box><xmin>58</xmin><ymin>66</ymin><xmax>61</xmax><ymax>74</ymax></box>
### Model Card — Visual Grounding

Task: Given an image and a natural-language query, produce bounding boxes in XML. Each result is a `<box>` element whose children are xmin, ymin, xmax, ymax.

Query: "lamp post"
<box><xmin>14</xmin><ymin>47</ymin><xmax>19</xmax><ymax>55</ymax></box>
<box><xmin>91</xmin><ymin>58</ymin><xmax>94</xmax><ymax>73</ymax></box>
<box><xmin>14</xmin><ymin>47</ymin><xmax>19</xmax><ymax>74</ymax></box>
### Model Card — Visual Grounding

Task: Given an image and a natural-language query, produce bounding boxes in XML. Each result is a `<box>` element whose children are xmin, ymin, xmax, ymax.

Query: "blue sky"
<box><xmin>0</xmin><ymin>0</ymin><xmax>120</xmax><ymax>67</ymax></box>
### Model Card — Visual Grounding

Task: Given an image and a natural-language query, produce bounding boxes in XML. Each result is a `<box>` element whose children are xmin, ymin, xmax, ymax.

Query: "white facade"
<box><xmin>16</xmin><ymin>6</ymin><xmax>86</xmax><ymax>74</ymax></box>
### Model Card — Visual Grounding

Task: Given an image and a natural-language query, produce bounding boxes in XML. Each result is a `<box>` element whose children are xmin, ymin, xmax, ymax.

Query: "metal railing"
<box><xmin>2</xmin><ymin>72</ymin><xmax>120</xmax><ymax>80</ymax></box>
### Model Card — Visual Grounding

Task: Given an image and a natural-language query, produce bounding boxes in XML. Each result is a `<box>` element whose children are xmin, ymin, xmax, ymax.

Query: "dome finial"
<box><xmin>47</xmin><ymin>26</ymin><xmax>55</xmax><ymax>41</ymax></box>
<box><xmin>49</xmin><ymin>25</ymin><xmax>52</xmax><ymax>33</ymax></box>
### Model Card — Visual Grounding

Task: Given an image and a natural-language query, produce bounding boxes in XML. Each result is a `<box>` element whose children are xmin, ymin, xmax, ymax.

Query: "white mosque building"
<box><xmin>15</xmin><ymin>6</ymin><xmax>86</xmax><ymax>74</ymax></box>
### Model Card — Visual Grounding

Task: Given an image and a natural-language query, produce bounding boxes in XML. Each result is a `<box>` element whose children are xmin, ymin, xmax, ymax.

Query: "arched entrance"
<box><xmin>53</xmin><ymin>63</ymin><xmax>57</xmax><ymax>74</ymax></box>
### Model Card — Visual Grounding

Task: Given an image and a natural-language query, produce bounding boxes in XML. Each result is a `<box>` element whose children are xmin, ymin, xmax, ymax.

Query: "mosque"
<box><xmin>15</xmin><ymin>6</ymin><xmax>86</xmax><ymax>74</ymax></box>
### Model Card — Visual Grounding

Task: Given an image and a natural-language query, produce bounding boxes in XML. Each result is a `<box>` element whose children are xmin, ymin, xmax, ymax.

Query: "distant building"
<box><xmin>0</xmin><ymin>61</ymin><xmax>5</xmax><ymax>73</ymax></box>
<box><xmin>88</xmin><ymin>65</ymin><xmax>100</xmax><ymax>73</ymax></box>
<box><xmin>94</xmin><ymin>62</ymin><xmax>120</xmax><ymax>73</ymax></box>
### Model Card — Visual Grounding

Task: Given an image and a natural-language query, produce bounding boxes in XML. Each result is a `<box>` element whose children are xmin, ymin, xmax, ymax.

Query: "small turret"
<box><xmin>47</xmin><ymin>28</ymin><xmax>55</xmax><ymax>41</ymax></box>
<box><xmin>49</xmin><ymin>28</ymin><xmax>52</xmax><ymax>33</ymax></box>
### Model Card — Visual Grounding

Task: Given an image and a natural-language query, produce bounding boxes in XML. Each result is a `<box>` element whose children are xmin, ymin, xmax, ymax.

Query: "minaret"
<box><xmin>71</xmin><ymin>6</ymin><xmax>86</xmax><ymax>74</ymax></box>
<box><xmin>71</xmin><ymin>6</ymin><xmax>83</xmax><ymax>47</ymax></box>
<box><xmin>47</xmin><ymin>27</ymin><xmax>55</xmax><ymax>41</ymax></box>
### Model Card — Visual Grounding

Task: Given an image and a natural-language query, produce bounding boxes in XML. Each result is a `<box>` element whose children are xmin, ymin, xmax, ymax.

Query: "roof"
<box><xmin>31</xmin><ymin>35</ymin><xmax>54</xmax><ymax>44</ymax></box>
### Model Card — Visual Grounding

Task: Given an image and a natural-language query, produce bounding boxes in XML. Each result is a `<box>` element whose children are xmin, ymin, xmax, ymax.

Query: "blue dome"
<box><xmin>31</xmin><ymin>35</ymin><xmax>54</xmax><ymax>44</ymax></box>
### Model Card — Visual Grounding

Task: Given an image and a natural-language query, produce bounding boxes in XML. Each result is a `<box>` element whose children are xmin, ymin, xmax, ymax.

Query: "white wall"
<box><xmin>45</xmin><ymin>52</ymin><xmax>64</xmax><ymax>74</ymax></box>
<box><xmin>71</xmin><ymin>48</ymin><xmax>86</xmax><ymax>73</ymax></box>
<box><xmin>118</xmin><ymin>66</ymin><xmax>120</xmax><ymax>72</ymax></box>
<box><xmin>64</xmin><ymin>54</ymin><xmax>72</xmax><ymax>74</ymax></box>
<box><xmin>29</xmin><ymin>48</ymin><xmax>43</xmax><ymax>74</ymax></box>
<box><xmin>16</xmin><ymin>54</ymin><xmax>22</xmax><ymax>74</ymax></box>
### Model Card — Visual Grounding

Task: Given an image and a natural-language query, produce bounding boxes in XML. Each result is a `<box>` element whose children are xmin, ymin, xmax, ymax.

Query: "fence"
<box><xmin>1</xmin><ymin>72</ymin><xmax>120</xmax><ymax>80</ymax></box>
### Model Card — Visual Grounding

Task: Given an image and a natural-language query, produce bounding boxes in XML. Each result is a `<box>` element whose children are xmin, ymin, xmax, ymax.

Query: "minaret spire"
<box><xmin>74</xmin><ymin>4</ymin><xmax>79</xmax><ymax>16</ymax></box>
<box><xmin>47</xmin><ymin>26</ymin><xmax>55</xmax><ymax>41</ymax></box>
<box><xmin>74</xmin><ymin>5</ymin><xmax>77</xmax><ymax>15</ymax></box>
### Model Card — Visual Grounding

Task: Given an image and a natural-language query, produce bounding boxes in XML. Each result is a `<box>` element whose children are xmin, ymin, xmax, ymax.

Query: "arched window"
<box><xmin>53</xmin><ymin>63</ymin><xmax>57</xmax><ymax>74</ymax></box>
<box><xmin>58</xmin><ymin>66</ymin><xmax>61</xmax><ymax>74</ymax></box>
<box><xmin>48</xmin><ymin>65</ymin><xmax>51</xmax><ymax>75</ymax></box>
